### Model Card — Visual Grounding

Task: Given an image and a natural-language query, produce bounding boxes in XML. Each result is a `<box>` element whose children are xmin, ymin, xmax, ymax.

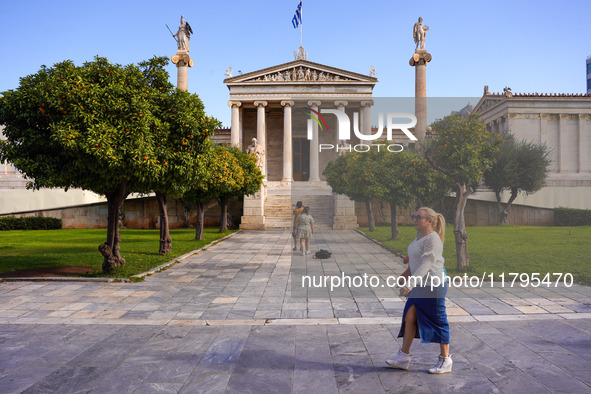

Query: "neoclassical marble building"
<box><xmin>0</xmin><ymin>126</ymin><xmax>104</xmax><ymax>214</ymax></box>
<box><xmin>472</xmin><ymin>89</ymin><xmax>591</xmax><ymax>209</ymax></box>
<box><xmin>224</xmin><ymin>56</ymin><xmax>380</xmax><ymax>229</ymax></box>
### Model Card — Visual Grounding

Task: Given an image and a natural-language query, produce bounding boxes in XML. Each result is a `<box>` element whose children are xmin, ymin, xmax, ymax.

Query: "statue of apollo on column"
<box><xmin>413</xmin><ymin>17</ymin><xmax>429</xmax><ymax>50</ymax></box>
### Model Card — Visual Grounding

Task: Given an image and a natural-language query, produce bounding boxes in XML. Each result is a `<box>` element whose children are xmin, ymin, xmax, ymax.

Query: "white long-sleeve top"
<box><xmin>406</xmin><ymin>231</ymin><xmax>445</xmax><ymax>290</ymax></box>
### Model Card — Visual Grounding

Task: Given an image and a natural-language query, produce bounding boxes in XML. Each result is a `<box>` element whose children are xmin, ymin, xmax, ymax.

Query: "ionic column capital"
<box><xmin>281</xmin><ymin>100</ymin><xmax>295</xmax><ymax>107</ymax></box>
<box><xmin>307</xmin><ymin>100</ymin><xmax>321</xmax><ymax>108</ymax></box>
<box><xmin>334</xmin><ymin>100</ymin><xmax>348</xmax><ymax>107</ymax></box>
<box><xmin>228</xmin><ymin>101</ymin><xmax>242</xmax><ymax>108</ymax></box>
<box><xmin>254</xmin><ymin>101</ymin><xmax>268</xmax><ymax>107</ymax></box>
<box><xmin>171</xmin><ymin>53</ymin><xmax>193</xmax><ymax>67</ymax></box>
<box><xmin>409</xmin><ymin>51</ymin><xmax>432</xmax><ymax>67</ymax></box>
<box><xmin>360</xmin><ymin>100</ymin><xmax>374</xmax><ymax>107</ymax></box>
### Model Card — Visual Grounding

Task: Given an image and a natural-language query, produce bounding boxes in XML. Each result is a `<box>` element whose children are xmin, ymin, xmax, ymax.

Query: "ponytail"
<box><xmin>433</xmin><ymin>213</ymin><xmax>446</xmax><ymax>244</ymax></box>
<box><xmin>418</xmin><ymin>207</ymin><xmax>445</xmax><ymax>244</ymax></box>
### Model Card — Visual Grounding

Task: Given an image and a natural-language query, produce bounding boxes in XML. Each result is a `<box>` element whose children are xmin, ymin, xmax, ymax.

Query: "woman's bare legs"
<box><xmin>401</xmin><ymin>305</ymin><xmax>417</xmax><ymax>354</ymax></box>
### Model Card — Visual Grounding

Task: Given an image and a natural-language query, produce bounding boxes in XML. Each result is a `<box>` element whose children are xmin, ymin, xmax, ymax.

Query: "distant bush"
<box><xmin>554</xmin><ymin>207</ymin><xmax>591</xmax><ymax>226</ymax></box>
<box><xmin>0</xmin><ymin>216</ymin><xmax>62</xmax><ymax>230</ymax></box>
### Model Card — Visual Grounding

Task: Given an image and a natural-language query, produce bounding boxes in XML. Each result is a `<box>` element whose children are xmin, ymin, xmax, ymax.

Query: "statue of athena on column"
<box><xmin>173</xmin><ymin>15</ymin><xmax>193</xmax><ymax>52</ymax></box>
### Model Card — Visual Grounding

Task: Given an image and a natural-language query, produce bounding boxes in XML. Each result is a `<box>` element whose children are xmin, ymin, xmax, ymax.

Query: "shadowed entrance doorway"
<box><xmin>292</xmin><ymin>139</ymin><xmax>310</xmax><ymax>181</ymax></box>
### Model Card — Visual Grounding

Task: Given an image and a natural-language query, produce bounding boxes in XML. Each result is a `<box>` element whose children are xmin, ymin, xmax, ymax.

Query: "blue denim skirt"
<box><xmin>398</xmin><ymin>284</ymin><xmax>450</xmax><ymax>344</ymax></box>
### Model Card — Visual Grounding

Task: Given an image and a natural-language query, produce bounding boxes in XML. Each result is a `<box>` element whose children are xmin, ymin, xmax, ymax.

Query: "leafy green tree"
<box><xmin>422</xmin><ymin>114</ymin><xmax>501</xmax><ymax>269</ymax></box>
<box><xmin>183</xmin><ymin>145</ymin><xmax>262</xmax><ymax>238</ymax></box>
<box><xmin>218</xmin><ymin>146</ymin><xmax>263</xmax><ymax>232</ymax></box>
<box><xmin>376</xmin><ymin>150</ymin><xmax>455</xmax><ymax>239</ymax></box>
<box><xmin>182</xmin><ymin>147</ymin><xmax>218</xmax><ymax>241</ymax></box>
<box><xmin>133</xmin><ymin>58</ymin><xmax>221</xmax><ymax>255</ymax></box>
<box><xmin>405</xmin><ymin>153</ymin><xmax>456</xmax><ymax>210</ymax></box>
<box><xmin>324</xmin><ymin>152</ymin><xmax>386</xmax><ymax>231</ymax></box>
<box><xmin>374</xmin><ymin>150</ymin><xmax>415</xmax><ymax>239</ymax></box>
<box><xmin>0</xmin><ymin>56</ymin><xmax>213</xmax><ymax>272</ymax></box>
<box><xmin>484</xmin><ymin>136</ymin><xmax>551</xmax><ymax>224</ymax></box>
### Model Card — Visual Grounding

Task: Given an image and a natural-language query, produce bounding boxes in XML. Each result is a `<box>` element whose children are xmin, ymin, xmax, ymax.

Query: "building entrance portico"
<box><xmin>224</xmin><ymin>57</ymin><xmax>378</xmax><ymax>230</ymax></box>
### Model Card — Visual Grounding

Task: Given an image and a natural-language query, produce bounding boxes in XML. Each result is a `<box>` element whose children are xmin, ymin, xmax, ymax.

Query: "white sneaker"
<box><xmin>385</xmin><ymin>349</ymin><xmax>412</xmax><ymax>370</ymax></box>
<box><xmin>428</xmin><ymin>354</ymin><xmax>452</xmax><ymax>374</ymax></box>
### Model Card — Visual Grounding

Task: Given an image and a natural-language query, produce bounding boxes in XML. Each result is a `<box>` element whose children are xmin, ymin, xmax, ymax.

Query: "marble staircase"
<box><xmin>263</xmin><ymin>182</ymin><xmax>336</xmax><ymax>230</ymax></box>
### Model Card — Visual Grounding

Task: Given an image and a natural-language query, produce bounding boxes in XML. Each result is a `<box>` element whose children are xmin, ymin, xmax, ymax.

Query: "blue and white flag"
<box><xmin>292</xmin><ymin>0</ymin><xmax>302</xmax><ymax>28</ymax></box>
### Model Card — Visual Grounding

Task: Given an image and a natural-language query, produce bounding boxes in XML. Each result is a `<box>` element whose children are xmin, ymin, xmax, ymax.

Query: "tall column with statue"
<box><xmin>409</xmin><ymin>17</ymin><xmax>432</xmax><ymax>141</ymax></box>
<box><xmin>170</xmin><ymin>15</ymin><xmax>194</xmax><ymax>91</ymax></box>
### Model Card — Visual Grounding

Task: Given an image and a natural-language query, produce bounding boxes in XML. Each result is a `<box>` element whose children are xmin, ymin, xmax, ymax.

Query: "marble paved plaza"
<box><xmin>0</xmin><ymin>230</ymin><xmax>590</xmax><ymax>393</ymax></box>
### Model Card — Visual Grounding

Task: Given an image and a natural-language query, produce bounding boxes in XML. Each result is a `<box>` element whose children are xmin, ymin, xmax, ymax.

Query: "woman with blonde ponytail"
<box><xmin>386</xmin><ymin>207</ymin><xmax>452</xmax><ymax>374</ymax></box>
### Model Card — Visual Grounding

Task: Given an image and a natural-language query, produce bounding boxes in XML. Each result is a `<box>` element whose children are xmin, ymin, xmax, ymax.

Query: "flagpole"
<box><xmin>300</xmin><ymin>1</ymin><xmax>303</xmax><ymax>47</ymax></box>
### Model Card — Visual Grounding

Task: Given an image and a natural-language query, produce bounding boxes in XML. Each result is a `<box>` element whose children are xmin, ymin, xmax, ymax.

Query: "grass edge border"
<box><xmin>354</xmin><ymin>228</ymin><xmax>406</xmax><ymax>259</ymax></box>
<box><xmin>0</xmin><ymin>229</ymin><xmax>243</xmax><ymax>283</ymax></box>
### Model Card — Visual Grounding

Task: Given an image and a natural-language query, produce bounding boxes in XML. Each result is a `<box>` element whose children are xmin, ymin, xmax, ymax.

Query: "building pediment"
<box><xmin>224</xmin><ymin>60</ymin><xmax>378</xmax><ymax>85</ymax></box>
<box><xmin>472</xmin><ymin>95</ymin><xmax>505</xmax><ymax>115</ymax></box>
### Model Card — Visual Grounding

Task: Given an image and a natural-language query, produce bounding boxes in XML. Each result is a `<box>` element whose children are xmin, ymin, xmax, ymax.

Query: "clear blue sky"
<box><xmin>1</xmin><ymin>0</ymin><xmax>590</xmax><ymax>127</ymax></box>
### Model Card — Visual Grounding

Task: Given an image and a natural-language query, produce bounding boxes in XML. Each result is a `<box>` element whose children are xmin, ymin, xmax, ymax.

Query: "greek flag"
<box><xmin>292</xmin><ymin>0</ymin><xmax>302</xmax><ymax>28</ymax></box>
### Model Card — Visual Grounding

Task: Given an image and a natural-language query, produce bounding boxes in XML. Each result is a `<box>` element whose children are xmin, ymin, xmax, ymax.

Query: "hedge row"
<box><xmin>0</xmin><ymin>216</ymin><xmax>63</xmax><ymax>230</ymax></box>
<box><xmin>554</xmin><ymin>207</ymin><xmax>591</xmax><ymax>226</ymax></box>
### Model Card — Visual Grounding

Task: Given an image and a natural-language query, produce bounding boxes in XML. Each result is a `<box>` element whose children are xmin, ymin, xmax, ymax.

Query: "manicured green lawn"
<box><xmin>359</xmin><ymin>225</ymin><xmax>591</xmax><ymax>286</ymax></box>
<box><xmin>0</xmin><ymin>228</ymin><xmax>236</xmax><ymax>278</ymax></box>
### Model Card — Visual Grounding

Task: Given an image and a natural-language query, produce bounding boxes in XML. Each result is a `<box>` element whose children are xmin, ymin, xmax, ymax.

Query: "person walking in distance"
<box><xmin>386</xmin><ymin>207</ymin><xmax>452</xmax><ymax>374</ymax></box>
<box><xmin>292</xmin><ymin>201</ymin><xmax>304</xmax><ymax>251</ymax></box>
<box><xmin>296</xmin><ymin>206</ymin><xmax>314</xmax><ymax>256</ymax></box>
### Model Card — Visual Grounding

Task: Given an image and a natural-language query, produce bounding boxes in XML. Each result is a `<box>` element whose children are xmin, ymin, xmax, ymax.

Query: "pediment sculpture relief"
<box><xmin>246</xmin><ymin>66</ymin><xmax>353</xmax><ymax>82</ymax></box>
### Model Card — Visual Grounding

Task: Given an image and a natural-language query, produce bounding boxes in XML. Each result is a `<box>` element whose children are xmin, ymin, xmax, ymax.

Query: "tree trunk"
<box><xmin>156</xmin><ymin>192</ymin><xmax>172</xmax><ymax>255</ymax></box>
<box><xmin>182</xmin><ymin>202</ymin><xmax>191</xmax><ymax>228</ymax></box>
<box><xmin>195</xmin><ymin>201</ymin><xmax>205</xmax><ymax>240</ymax></box>
<box><xmin>366</xmin><ymin>200</ymin><xmax>376</xmax><ymax>232</ymax></box>
<box><xmin>99</xmin><ymin>181</ymin><xmax>128</xmax><ymax>273</ymax></box>
<box><xmin>453</xmin><ymin>184</ymin><xmax>472</xmax><ymax>270</ymax></box>
<box><xmin>452</xmin><ymin>186</ymin><xmax>460</xmax><ymax>223</ymax></box>
<box><xmin>378</xmin><ymin>201</ymin><xmax>387</xmax><ymax>223</ymax></box>
<box><xmin>495</xmin><ymin>190</ymin><xmax>505</xmax><ymax>224</ymax></box>
<box><xmin>495</xmin><ymin>189</ymin><xmax>518</xmax><ymax>224</ymax></box>
<box><xmin>219</xmin><ymin>195</ymin><xmax>228</xmax><ymax>232</ymax></box>
<box><xmin>502</xmin><ymin>189</ymin><xmax>519</xmax><ymax>224</ymax></box>
<box><xmin>389</xmin><ymin>202</ymin><xmax>398</xmax><ymax>239</ymax></box>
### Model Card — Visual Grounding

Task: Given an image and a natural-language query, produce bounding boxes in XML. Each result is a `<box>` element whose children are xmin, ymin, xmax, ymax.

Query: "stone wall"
<box><xmin>355</xmin><ymin>197</ymin><xmax>554</xmax><ymax>227</ymax></box>
<box><xmin>1</xmin><ymin>196</ymin><xmax>243</xmax><ymax>230</ymax></box>
<box><xmin>2</xmin><ymin>194</ymin><xmax>554</xmax><ymax>229</ymax></box>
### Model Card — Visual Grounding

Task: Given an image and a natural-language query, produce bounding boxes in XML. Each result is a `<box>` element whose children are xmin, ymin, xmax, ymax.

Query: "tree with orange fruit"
<box><xmin>0</xmin><ymin>56</ymin><xmax>216</xmax><ymax>272</ymax></box>
<box><xmin>134</xmin><ymin>57</ymin><xmax>220</xmax><ymax>255</ymax></box>
<box><xmin>421</xmin><ymin>114</ymin><xmax>501</xmax><ymax>269</ymax></box>
<box><xmin>182</xmin><ymin>145</ymin><xmax>262</xmax><ymax>239</ymax></box>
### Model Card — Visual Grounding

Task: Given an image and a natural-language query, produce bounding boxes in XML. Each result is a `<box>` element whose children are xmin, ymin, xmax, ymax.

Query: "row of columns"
<box><xmin>228</xmin><ymin>100</ymin><xmax>375</xmax><ymax>182</ymax></box>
